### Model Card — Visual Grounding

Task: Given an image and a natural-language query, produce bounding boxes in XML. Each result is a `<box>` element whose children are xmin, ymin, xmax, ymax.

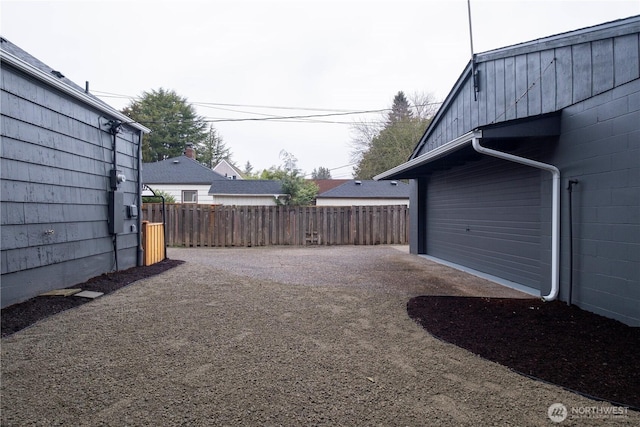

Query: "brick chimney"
<box><xmin>184</xmin><ymin>144</ymin><xmax>196</xmax><ymax>159</ymax></box>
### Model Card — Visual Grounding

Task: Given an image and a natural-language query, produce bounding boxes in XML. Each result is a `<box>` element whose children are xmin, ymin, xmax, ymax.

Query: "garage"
<box><xmin>375</xmin><ymin>17</ymin><xmax>640</xmax><ymax>325</ymax></box>
<box><xmin>424</xmin><ymin>149</ymin><xmax>543</xmax><ymax>289</ymax></box>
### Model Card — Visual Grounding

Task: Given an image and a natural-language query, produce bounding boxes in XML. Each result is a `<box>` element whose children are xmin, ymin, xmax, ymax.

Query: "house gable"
<box><xmin>413</xmin><ymin>16</ymin><xmax>640</xmax><ymax>161</ymax></box>
<box><xmin>213</xmin><ymin>159</ymin><xmax>243</xmax><ymax>180</ymax></box>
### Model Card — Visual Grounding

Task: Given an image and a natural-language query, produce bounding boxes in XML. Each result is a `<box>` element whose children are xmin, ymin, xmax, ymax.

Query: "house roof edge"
<box><xmin>0</xmin><ymin>48</ymin><xmax>150</xmax><ymax>133</ymax></box>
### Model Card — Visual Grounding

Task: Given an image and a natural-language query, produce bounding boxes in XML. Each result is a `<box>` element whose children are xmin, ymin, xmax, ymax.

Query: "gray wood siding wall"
<box><xmin>1</xmin><ymin>64</ymin><xmax>141</xmax><ymax>307</ymax></box>
<box><xmin>419</xmin><ymin>30</ymin><xmax>640</xmax><ymax>155</ymax></box>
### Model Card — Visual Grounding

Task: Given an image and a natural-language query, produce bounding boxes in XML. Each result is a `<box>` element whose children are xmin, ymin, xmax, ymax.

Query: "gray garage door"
<box><xmin>426</xmin><ymin>154</ymin><xmax>543</xmax><ymax>289</ymax></box>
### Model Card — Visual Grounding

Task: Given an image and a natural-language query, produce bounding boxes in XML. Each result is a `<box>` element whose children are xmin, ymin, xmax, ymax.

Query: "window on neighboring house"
<box><xmin>182</xmin><ymin>190</ymin><xmax>198</xmax><ymax>203</ymax></box>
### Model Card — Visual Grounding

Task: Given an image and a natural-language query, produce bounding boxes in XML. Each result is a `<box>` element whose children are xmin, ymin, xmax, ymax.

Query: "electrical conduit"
<box><xmin>472</xmin><ymin>136</ymin><xmax>560</xmax><ymax>301</ymax></box>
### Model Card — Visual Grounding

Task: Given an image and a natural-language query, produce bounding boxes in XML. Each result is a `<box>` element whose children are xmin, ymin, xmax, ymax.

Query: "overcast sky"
<box><xmin>2</xmin><ymin>0</ymin><xmax>639</xmax><ymax>177</ymax></box>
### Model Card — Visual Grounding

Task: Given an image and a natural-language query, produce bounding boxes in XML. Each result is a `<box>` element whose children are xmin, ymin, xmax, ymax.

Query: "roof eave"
<box><xmin>209</xmin><ymin>193</ymin><xmax>287</xmax><ymax>197</ymax></box>
<box><xmin>145</xmin><ymin>182</ymin><xmax>212</xmax><ymax>185</ymax></box>
<box><xmin>0</xmin><ymin>49</ymin><xmax>150</xmax><ymax>133</ymax></box>
<box><xmin>409</xmin><ymin>61</ymin><xmax>474</xmax><ymax>159</ymax></box>
<box><xmin>374</xmin><ymin>130</ymin><xmax>482</xmax><ymax>181</ymax></box>
<box><xmin>317</xmin><ymin>197</ymin><xmax>409</xmax><ymax>199</ymax></box>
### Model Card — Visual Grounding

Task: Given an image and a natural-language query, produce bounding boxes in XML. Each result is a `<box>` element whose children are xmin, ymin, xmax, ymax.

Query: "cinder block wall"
<box><xmin>553</xmin><ymin>78</ymin><xmax>640</xmax><ymax>325</ymax></box>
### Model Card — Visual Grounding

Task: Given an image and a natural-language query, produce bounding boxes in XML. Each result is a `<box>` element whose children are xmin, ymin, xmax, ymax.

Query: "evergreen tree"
<box><xmin>197</xmin><ymin>125</ymin><xmax>232</xmax><ymax>168</ymax></box>
<box><xmin>353</xmin><ymin>118</ymin><xmax>425</xmax><ymax>179</ymax></box>
<box><xmin>387</xmin><ymin>91</ymin><xmax>413</xmax><ymax>124</ymax></box>
<box><xmin>122</xmin><ymin>88</ymin><xmax>208</xmax><ymax>162</ymax></box>
<box><xmin>243</xmin><ymin>161</ymin><xmax>254</xmax><ymax>176</ymax></box>
<box><xmin>351</xmin><ymin>91</ymin><xmax>437</xmax><ymax>179</ymax></box>
<box><xmin>311</xmin><ymin>167</ymin><xmax>332</xmax><ymax>179</ymax></box>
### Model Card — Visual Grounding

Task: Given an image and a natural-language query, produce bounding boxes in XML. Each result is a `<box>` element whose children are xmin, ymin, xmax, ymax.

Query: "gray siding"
<box><xmin>425</xmin><ymin>152</ymin><xmax>543</xmax><ymax>289</ymax></box>
<box><xmin>417</xmin><ymin>26</ymin><xmax>640</xmax><ymax>157</ymax></box>
<box><xmin>1</xmin><ymin>64</ymin><xmax>142</xmax><ymax>307</ymax></box>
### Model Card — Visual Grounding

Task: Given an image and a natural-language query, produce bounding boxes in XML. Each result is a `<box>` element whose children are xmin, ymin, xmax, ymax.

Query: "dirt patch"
<box><xmin>1</xmin><ymin>259</ymin><xmax>184</xmax><ymax>337</ymax></box>
<box><xmin>407</xmin><ymin>296</ymin><xmax>640</xmax><ymax>409</ymax></box>
<box><xmin>2</xmin><ymin>247</ymin><xmax>638</xmax><ymax>425</ymax></box>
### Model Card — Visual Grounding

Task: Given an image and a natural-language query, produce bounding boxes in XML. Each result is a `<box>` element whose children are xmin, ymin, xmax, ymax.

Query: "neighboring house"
<box><xmin>376</xmin><ymin>17</ymin><xmax>640</xmax><ymax>325</ymax></box>
<box><xmin>316</xmin><ymin>180</ymin><xmax>410</xmax><ymax>206</ymax></box>
<box><xmin>1</xmin><ymin>38</ymin><xmax>149</xmax><ymax>307</ymax></box>
<box><xmin>142</xmin><ymin>152</ymin><xmax>227</xmax><ymax>204</ymax></box>
<box><xmin>208</xmin><ymin>180</ymin><xmax>287</xmax><ymax>206</ymax></box>
<box><xmin>213</xmin><ymin>159</ymin><xmax>243</xmax><ymax>180</ymax></box>
<box><xmin>312</xmin><ymin>179</ymin><xmax>350</xmax><ymax>195</ymax></box>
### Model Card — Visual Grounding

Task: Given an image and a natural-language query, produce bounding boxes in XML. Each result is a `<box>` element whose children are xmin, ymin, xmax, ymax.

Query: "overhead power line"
<box><xmin>192</xmin><ymin>101</ymin><xmax>362</xmax><ymax>113</ymax></box>
<box><xmin>127</xmin><ymin>111</ymin><xmax>393</xmax><ymax>126</ymax></box>
<box><xmin>202</xmin><ymin>109</ymin><xmax>390</xmax><ymax>123</ymax></box>
<box><xmin>91</xmin><ymin>89</ymin><xmax>442</xmax><ymax>125</ymax></box>
<box><xmin>91</xmin><ymin>89</ymin><xmax>379</xmax><ymax>113</ymax></box>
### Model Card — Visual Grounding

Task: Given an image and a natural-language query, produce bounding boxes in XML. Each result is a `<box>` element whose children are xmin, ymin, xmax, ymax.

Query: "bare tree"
<box><xmin>350</xmin><ymin>91</ymin><xmax>441</xmax><ymax>179</ymax></box>
<box><xmin>409</xmin><ymin>91</ymin><xmax>440</xmax><ymax>121</ymax></box>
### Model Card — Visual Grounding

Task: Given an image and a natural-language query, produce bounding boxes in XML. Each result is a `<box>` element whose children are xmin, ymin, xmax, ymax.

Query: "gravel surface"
<box><xmin>2</xmin><ymin>246</ymin><xmax>637</xmax><ymax>426</ymax></box>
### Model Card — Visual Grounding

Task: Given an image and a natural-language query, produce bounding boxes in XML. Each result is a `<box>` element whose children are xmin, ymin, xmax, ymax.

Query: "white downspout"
<box><xmin>472</xmin><ymin>136</ymin><xmax>560</xmax><ymax>301</ymax></box>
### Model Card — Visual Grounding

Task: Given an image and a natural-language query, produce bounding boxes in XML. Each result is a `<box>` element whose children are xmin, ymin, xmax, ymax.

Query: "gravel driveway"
<box><xmin>2</xmin><ymin>246</ymin><xmax>637</xmax><ymax>426</ymax></box>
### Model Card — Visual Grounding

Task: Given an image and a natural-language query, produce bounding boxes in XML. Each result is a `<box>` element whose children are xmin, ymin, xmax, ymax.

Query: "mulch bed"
<box><xmin>1</xmin><ymin>259</ymin><xmax>184</xmax><ymax>338</ymax></box>
<box><xmin>407</xmin><ymin>296</ymin><xmax>640</xmax><ymax>409</ymax></box>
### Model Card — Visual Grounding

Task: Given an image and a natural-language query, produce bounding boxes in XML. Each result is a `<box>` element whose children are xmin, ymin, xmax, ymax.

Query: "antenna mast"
<box><xmin>467</xmin><ymin>0</ymin><xmax>475</xmax><ymax>58</ymax></box>
<box><xmin>467</xmin><ymin>0</ymin><xmax>479</xmax><ymax>101</ymax></box>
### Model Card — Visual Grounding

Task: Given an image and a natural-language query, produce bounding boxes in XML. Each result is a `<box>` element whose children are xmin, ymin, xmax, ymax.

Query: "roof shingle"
<box><xmin>316</xmin><ymin>180</ymin><xmax>409</xmax><ymax>199</ymax></box>
<box><xmin>142</xmin><ymin>156</ymin><xmax>226</xmax><ymax>184</ymax></box>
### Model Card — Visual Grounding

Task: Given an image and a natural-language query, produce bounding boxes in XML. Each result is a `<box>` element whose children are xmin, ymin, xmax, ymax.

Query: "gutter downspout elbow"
<box><xmin>471</xmin><ymin>136</ymin><xmax>560</xmax><ymax>301</ymax></box>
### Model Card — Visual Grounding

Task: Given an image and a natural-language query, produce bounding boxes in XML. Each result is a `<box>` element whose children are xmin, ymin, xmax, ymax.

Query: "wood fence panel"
<box><xmin>184</xmin><ymin>205</ymin><xmax>191</xmax><ymax>247</ymax></box>
<box><xmin>387</xmin><ymin>207</ymin><xmax>393</xmax><ymax>244</ymax></box>
<box><xmin>142</xmin><ymin>204</ymin><xmax>409</xmax><ymax>247</ymax></box>
<box><xmin>262</xmin><ymin>206</ymin><xmax>269</xmax><ymax>246</ymax></box>
<box><xmin>328</xmin><ymin>207</ymin><xmax>334</xmax><ymax>245</ymax></box>
<box><xmin>176</xmin><ymin>205</ymin><xmax>184</xmax><ymax>247</ymax></box>
<box><xmin>219</xmin><ymin>206</ymin><xmax>226</xmax><ymax>247</ymax></box>
<box><xmin>142</xmin><ymin>221</ymin><xmax>165</xmax><ymax>265</ymax></box>
<box><xmin>321</xmin><ymin>207</ymin><xmax>328</xmax><ymax>245</ymax></box>
<box><xmin>225</xmin><ymin>206</ymin><xmax>232</xmax><ymax>246</ymax></box>
<box><xmin>169</xmin><ymin>205</ymin><xmax>177</xmax><ymax>247</ymax></box>
<box><xmin>193</xmin><ymin>204</ymin><xmax>200</xmax><ymax>247</ymax></box>
<box><xmin>359</xmin><ymin>207</ymin><xmax>365</xmax><ymax>245</ymax></box>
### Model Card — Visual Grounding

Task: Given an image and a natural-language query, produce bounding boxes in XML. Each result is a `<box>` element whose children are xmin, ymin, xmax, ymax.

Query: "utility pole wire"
<box><xmin>136</xmin><ymin>108</ymin><xmax>392</xmax><ymax>125</ymax></box>
<box><xmin>92</xmin><ymin>89</ymin><xmax>442</xmax><ymax>120</ymax></box>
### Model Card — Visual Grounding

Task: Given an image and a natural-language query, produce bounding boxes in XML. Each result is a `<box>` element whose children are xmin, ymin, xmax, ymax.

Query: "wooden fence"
<box><xmin>141</xmin><ymin>221</ymin><xmax>165</xmax><ymax>265</ymax></box>
<box><xmin>141</xmin><ymin>204</ymin><xmax>409</xmax><ymax>247</ymax></box>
